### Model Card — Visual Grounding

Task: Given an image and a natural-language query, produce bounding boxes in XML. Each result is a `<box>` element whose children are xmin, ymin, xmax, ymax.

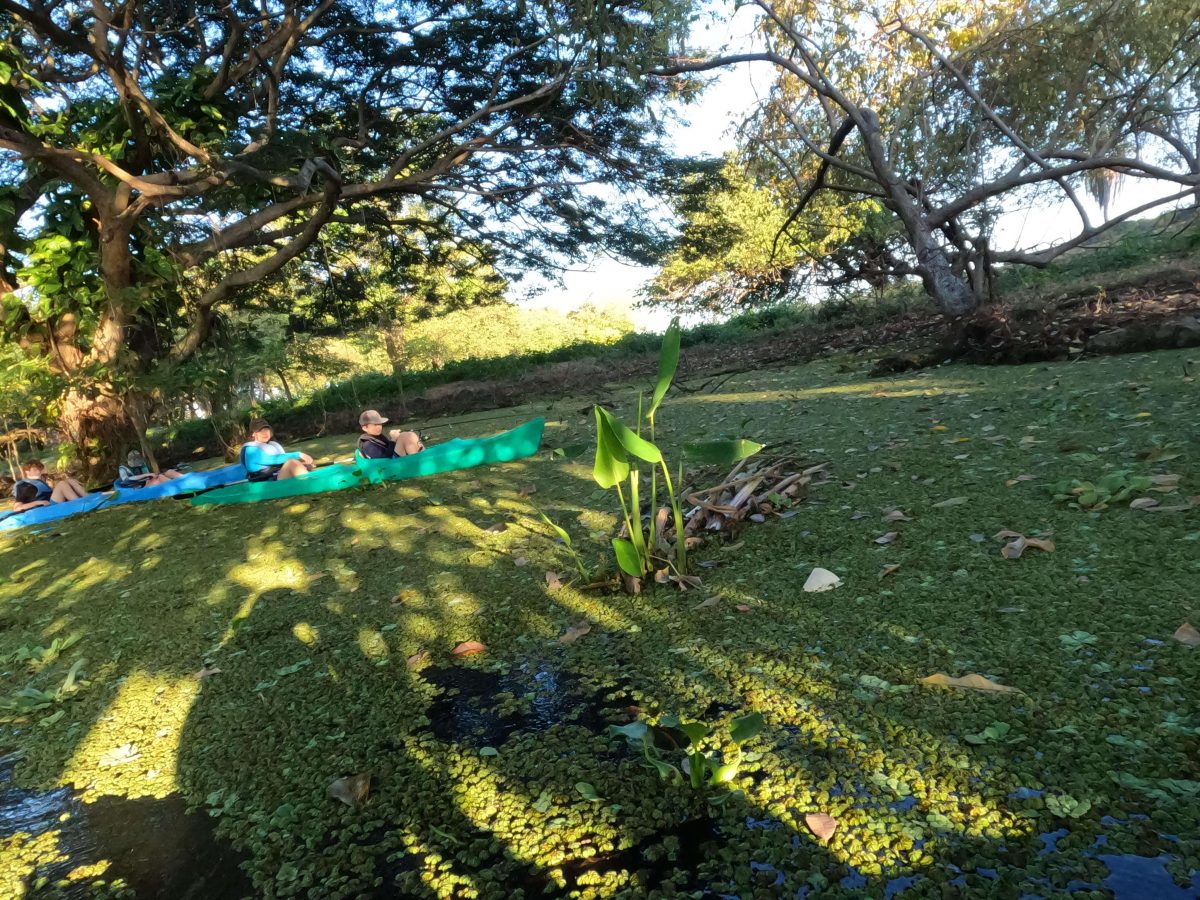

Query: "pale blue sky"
<box><xmin>519</xmin><ymin>9</ymin><xmax>1184</xmax><ymax>332</ymax></box>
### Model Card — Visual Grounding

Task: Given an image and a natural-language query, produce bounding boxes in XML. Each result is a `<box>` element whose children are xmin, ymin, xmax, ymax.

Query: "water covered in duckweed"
<box><xmin>2</xmin><ymin>350</ymin><xmax>1200</xmax><ymax>897</ymax></box>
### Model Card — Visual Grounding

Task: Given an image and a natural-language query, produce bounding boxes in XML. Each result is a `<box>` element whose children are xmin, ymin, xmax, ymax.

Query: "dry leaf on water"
<box><xmin>1129</xmin><ymin>497</ymin><xmax>1160</xmax><ymax>510</ymax></box>
<box><xmin>932</xmin><ymin>497</ymin><xmax>968</xmax><ymax>508</ymax></box>
<box><xmin>879</xmin><ymin>564</ymin><xmax>901</xmax><ymax>579</ymax></box>
<box><xmin>544</xmin><ymin>571</ymin><xmax>564</xmax><ymax>592</ymax></box>
<box><xmin>193</xmin><ymin>666</ymin><xmax>222</xmax><ymax>680</ymax></box>
<box><xmin>451</xmin><ymin>641</ymin><xmax>487</xmax><ymax>657</ymax></box>
<box><xmin>513</xmin><ymin>557</ymin><xmax>529</xmax><ymax>567</ymax></box>
<box><xmin>1001</xmin><ymin>535</ymin><xmax>1055</xmax><ymax>559</ymax></box>
<box><xmin>1005</xmin><ymin>475</ymin><xmax>1035</xmax><ymax>487</ymax></box>
<box><xmin>329</xmin><ymin>773</ymin><xmax>370</xmax><ymax>808</ymax></box>
<box><xmin>850</xmin><ymin>511</ymin><xmax>868</xmax><ymax>520</ymax></box>
<box><xmin>735</xmin><ymin>604</ymin><xmax>751</xmax><ymax>613</ymax></box>
<box><xmin>874</xmin><ymin>531</ymin><xmax>899</xmax><ymax>545</ymax></box>
<box><xmin>558</xmin><ymin>622</ymin><xmax>592</xmax><ymax>644</ymax></box>
<box><xmin>920</xmin><ymin>672</ymin><xmax>1020</xmax><ymax>693</ymax></box>
<box><xmin>692</xmin><ymin>596</ymin><xmax>720</xmax><ymax>610</ymax></box>
<box><xmin>1150</xmin><ymin>473</ymin><xmax>1181</xmax><ymax>492</ymax></box>
<box><xmin>803</xmin><ymin>568</ymin><xmax>842</xmax><ymax>593</ymax></box>
<box><xmin>670</xmin><ymin>574</ymin><xmax>703</xmax><ymax>591</ymax></box>
<box><xmin>1172</xmin><ymin>622</ymin><xmax>1200</xmax><ymax>647</ymax></box>
<box><xmin>483</xmin><ymin>522</ymin><xmax>508</xmax><ymax>533</ymax></box>
<box><xmin>882</xmin><ymin>508</ymin><xmax>911</xmax><ymax>523</ymax></box>
<box><xmin>518</xmin><ymin>484</ymin><xmax>538</xmax><ymax>497</ymax></box>
<box><xmin>406</xmin><ymin>650</ymin><xmax>431</xmax><ymax>670</ymax></box>
<box><xmin>805</xmin><ymin>813</ymin><xmax>838</xmax><ymax>844</ymax></box>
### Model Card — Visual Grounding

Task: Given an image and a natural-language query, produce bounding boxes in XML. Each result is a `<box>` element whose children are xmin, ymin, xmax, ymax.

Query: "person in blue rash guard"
<box><xmin>240</xmin><ymin>419</ymin><xmax>314</xmax><ymax>481</ymax></box>
<box><xmin>356</xmin><ymin>410</ymin><xmax>424</xmax><ymax>459</ymax></box>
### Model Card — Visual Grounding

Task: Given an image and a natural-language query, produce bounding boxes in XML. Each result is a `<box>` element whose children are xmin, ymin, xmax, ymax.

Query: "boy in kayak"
<box><xmin>357</xmin><ymin>410</ymin><xmax>424</xmax><ymax>458</ymax></box>
<box><xmin>11</xmin><ymin>459</ymin><xmax>89</xmax><ymax>511</ymax></box>
<box><xmin>241</xmin><ymin>419</ymin><xmax>314</xmax><ymax>481</ymax></box>
<box><xmin>115</xmin><ymin>451</ymin><xmax>184</xmax><ymax>488</ymax></box>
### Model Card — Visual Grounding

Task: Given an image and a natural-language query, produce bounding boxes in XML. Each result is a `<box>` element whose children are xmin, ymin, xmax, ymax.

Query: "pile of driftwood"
<box><xmin>679</xmin><ymin>457</ymin><xmax>830</xmax><ymax>541</ymax></box>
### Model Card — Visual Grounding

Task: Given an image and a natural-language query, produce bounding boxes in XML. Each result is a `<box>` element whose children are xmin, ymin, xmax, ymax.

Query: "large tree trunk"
<box><xmin>59</xmin><ymin>389</ymin><xmax>136</xmax><ymax>481</ymax></box>
<box><xmin>859</xmin><ymin>109</ymin><xmax>979</xmax><ymax>318</ymax></box>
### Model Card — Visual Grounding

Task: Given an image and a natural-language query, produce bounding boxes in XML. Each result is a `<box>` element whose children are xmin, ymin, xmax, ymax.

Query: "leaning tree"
<box><xmin>0</xmin><ymin>0</ymin><xmax>690</xmax><ymax>471</ymax></box>
<box><xmin>656</xmin><ymin>0</ymin><xmax>1200</xmax><ymax>318</ymax></box>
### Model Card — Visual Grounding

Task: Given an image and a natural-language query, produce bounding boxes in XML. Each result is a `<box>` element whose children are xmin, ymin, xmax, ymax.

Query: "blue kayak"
<box><xmin>0</xmin><ymin>492</ymin><xmax>111</xmax><ymax>532</ymax></box>
<box><xmin>104</xmin><ymin>463</ymin><xmax>247</xmax><ymax>507</ymax></box>
<box><xmin>1</xmin><ymin>463</ymin><xmax>248</xmax><ymax>532</ymax></box>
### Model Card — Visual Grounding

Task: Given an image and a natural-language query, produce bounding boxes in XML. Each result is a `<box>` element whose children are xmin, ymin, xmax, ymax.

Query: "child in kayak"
<box><xmin>11</xmin><ymin>459</ymin><xmax>89</xmax><ymax>511</ymax></box>
<box><xmin>356</xmin><ymin>410</ymin><xmax>424</xmax><ymax>458</ymax></box>
<box><xmin>240</xmin><ymin>419</ymin><xmax>314</xmax><ymax>481</ymax></box>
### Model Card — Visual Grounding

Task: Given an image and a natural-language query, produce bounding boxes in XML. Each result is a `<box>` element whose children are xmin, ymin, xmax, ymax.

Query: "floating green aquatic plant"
<box><xmin>610</xmin><ymin>712</ymin><xmax>764</xmax><ymax>797</ymax></box>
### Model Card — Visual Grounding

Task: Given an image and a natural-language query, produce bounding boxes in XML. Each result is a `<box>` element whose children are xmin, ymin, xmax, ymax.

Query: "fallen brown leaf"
<box><xmin>1129</xmin><ymin>497</ymin><xmax>1160</xmax><ymax>510</ymax></box>
<box><xmin>993</xmin><ymin>529</ymin><xmax>1024</xmax><ymax>540</ymax></box>
<box><xmin>692</xmin><ymin>596</ymin><xmax>720</xmax><ymax>610</ymax></box>
<box><xmin>1001</xmin><ymin>536</ymin><xmax>1028</xmax><ymax>559</ymax></box>
<box><xmin>406</xmin><ymin>650</ymin><xmax>431</xmax><ymax>670</ymax></box>
<box><xmin>932</xmin><ymin>497</ymin><xmax>968</xmax><ymax>508</ymax></box>
<box><xmin>735</xmin><ymin>604</ymin><xmax>751</xmax><ymax>613</ymax></box>
<box><xmin>544</xmin><ymin>571</ymin><xmax>564</xmax><ymax>592</ymax></box>
<box><xmin>920</xmin><ymin>672</ymin><xmax>1020</xmax><ymax>693</ymax></box>
<box><xmin>329</xmin><ymin>773</ymin><xmax>370</xmax><ymax>808</ymax></box>
<box><xmin>558</xmin><ymin>622</ymin><xmax>592</xmax><ymax>644</ymax></box>
<box><xmin>193</xmin><ymin>666</ymin><xmax>222</xmax><ymax>680</ymax></box>
<box><xmin>1005</xmin><ymin>474</ymin><xmax>1035</xmax><ymax>487</ymax></box>
<box><xmin>879</xmin><ymin>564</ymin><xmax>901</xmax><ymax>579</ymax></box>
<box><xmin>483</xmin><ymin>522</ymin><xmax>508</xmax><ymax>533</ymax></box>
<box><xmin>513</xmin><ymin>557</ymin><xmax>529</xmax><ymax>567</ymax></box>
<box><xmin>882</xmin><ymin>508</ymin><xmax>912</xmax><ymax>523</ymax></box>
<box><xmin>451</xmin><ymin>640</ymin><xmax>487</xmax><ymax>657</ymax></box>
<box><xmin>518</xmin><ymin>484</ymin><xmax>538</xmax><ymax>497</ymax></box>
<box><xmin>874</xmin><ymin>531</ymin><xmax>899</xmax><ymax>545</ymax></box>
<box><xmin>670</xmin><ymin>574</ymin><xmax>703</xmax><ymax>591</ymax></box>
<box><xmin>1172</xmin><ymin>622</ymin><xmax>1200</xmax><ymax>647</ymax></box>
<box><xmin>805</xmin><ymin>812</ymin><xmax>838</xmax><ymax>844</ymax></box>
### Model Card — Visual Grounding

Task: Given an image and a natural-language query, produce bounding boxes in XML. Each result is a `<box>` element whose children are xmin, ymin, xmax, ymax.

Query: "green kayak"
<box><xmin>192</xmin><ymin>418</ymin><xmax>544</xmax><ymax>506</ymax></box>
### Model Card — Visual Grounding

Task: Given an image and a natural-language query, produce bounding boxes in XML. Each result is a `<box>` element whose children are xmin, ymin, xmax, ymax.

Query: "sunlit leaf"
<box><xmin>920</xmin><ymin>672</ymin><xmax>1021</xmax><ymax>693</ymax></box>
<box><xmin>612</xmin><ymin>538</ymin><xmax>643</xmax><ymax>577</ymax></box>
<box><xmin>596</xmin><ymin>406</ymin><xmax>662</xmax><ymax>464</ymax></box>
<box><xmin>803</xmin><ymin>567</ymin><xmax>841</xmax><ymax>592</ymax></box>
<box><xmin>805</xmin><ymin>812</ymin><xmax>838</xmax><ymax>843</ymax></box>
<box><xmin>648</xmin><ymin>316</ymin><xmax>681</xmax><ymax>420</ymax></box>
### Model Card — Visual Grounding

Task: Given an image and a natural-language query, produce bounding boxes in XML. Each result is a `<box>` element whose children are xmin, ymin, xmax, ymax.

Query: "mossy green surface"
<box><xmin>1</xmin><ymin>349</ymin><xmax>1198</xmax><ymax>898</ymax></box>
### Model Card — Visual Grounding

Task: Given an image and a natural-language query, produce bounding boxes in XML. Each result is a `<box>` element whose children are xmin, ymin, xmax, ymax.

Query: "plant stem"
<box><xmin>659</xmin><ymin>457</ymin><xmax>687</xmax><ymax>572</ymax></box>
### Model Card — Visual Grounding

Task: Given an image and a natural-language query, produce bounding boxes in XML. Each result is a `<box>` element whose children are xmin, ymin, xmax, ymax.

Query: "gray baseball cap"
<box><xmin>359</xmin><ymin>409</ymin><xmax>389</xmax><ymax>426</ymax></box>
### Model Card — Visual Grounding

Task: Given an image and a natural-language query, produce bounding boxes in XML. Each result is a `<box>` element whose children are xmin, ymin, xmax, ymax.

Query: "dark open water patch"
<box><xmin>0</xmin><ymin>751</ymin><xmax>252</xmax><ymax>899</ymax></box>
<box><xmin>421</xmin><ymin>660</ymin><xmax>609</xmax><ymax>747</ymax></box>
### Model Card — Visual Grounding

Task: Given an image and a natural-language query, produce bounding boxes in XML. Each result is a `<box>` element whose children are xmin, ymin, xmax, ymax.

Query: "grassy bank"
<box><xmin>2</xmin><ymin>346</ymin><xmax>1199</xmax><ymax>898</ymax></box>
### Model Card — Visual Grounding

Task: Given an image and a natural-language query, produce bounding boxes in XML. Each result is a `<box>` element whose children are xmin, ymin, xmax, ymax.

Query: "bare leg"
<box><xmin>276</xmin><ymin>459</ymin><xmax>311</xmax><ymax>480</ymax></box>
<box><xmin>393</xmin><ymin>431</ymin><xmax>424</xmax><ymax>455</ymax></box>
<box><xmin>50</xmin><ymin>481</ymin><xmax>86</xmax><ymax>503</ymax></box>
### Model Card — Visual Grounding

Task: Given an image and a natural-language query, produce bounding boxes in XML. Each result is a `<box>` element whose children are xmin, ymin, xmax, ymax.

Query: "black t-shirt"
<box><xmin>357</xmin><ymin>434</ymin><xmax>396</xmax><ymax>459</ymax></box>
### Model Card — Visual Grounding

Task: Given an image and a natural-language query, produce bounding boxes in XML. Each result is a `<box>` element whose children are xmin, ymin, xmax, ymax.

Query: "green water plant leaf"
<box><xmin>682</xmin><ymin>439</ymin><xmax>764</xmax><ymax>466</ymax></box>
<box><xmin>596</xmin><ymin>407</ymin><xmax>661</xmax><ymax>464</ymax></box>
<box><xmin>612</xmin><ymin>539</ymin><xmax>642</xmax><ymax>577</ymax></box>
<box><xmin>1046</xmin><ymin>794</ymin><xmax>1091</xmax><ymax>819</ymax></box>
<box><xmin>648</xmin><ymin>317</ymin><xmax>681</xmax><ymax>420</ymax></box>
<box><xmin>576</xmin><ymin>782</ymin><xmax>602</xmax><ymax>802</ymax></box>
<box><xmin>729</xmin><ymin>712</ymin><xmax>764</xmax><ymax>745</ymax></box>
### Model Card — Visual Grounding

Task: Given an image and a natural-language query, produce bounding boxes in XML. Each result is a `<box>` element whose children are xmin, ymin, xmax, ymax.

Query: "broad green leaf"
<box><xmin>729</xmin><ymin>712</ymin><xmax>764</xmax><ymax>745</ymax></box>
<box><xmin>648</xmin><ymin>317</ymin><xmax>681</xmax><ymax>420</ymax></box>
<box><xmin>612</xmin><ymin>538</ymin><xmax>643</xmax><ymax>577</ymax></box>
<box><xmin>575</xmin><ymin>782</ymin><xmax>602</xmax><ymax>802</ymax></box>
<box><xmin>683</xmin><ymin>438</ymin><xmax>765</xmax><ymax>466</ymax></box>
<box><xmin>677</xmin><ymin>721</ymin><xmax>710</xmax><ymax>745</ymax></box>
<box><xmin>593</xmin><ymin>407</ymin><xmax>630</xmax><ymax>488</ymax></box>
<box><xmin>645</xmin><ymin>756</ymin><xmax>682</xmax><ymax>784</ymax></box>
<box><xmin>597</xmin><ymin>407</ymin><xmax>662</xmax><ymax>464</ymax></box>
<box><xmin>609</xmin><ymin>722</ymin><xmax>649</xmax><ymax>747</ymax></box>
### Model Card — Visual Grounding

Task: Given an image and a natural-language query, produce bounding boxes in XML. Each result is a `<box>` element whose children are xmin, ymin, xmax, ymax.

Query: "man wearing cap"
<box><xmin>241</xmin><ymin>419</ymin><xmax>314</xmax><ymax>481</ymax></box>
<box><xmin>357</xmin><ymin>410</ymin><xmax>424</xmax><ymax>459</ymax></box>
